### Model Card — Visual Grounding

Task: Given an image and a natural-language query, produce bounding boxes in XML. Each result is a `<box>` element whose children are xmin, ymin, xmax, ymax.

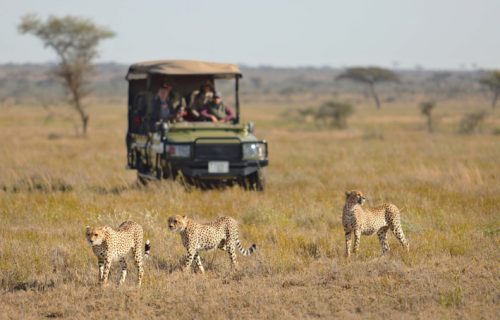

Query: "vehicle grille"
<box><xmin>194</xmin><ymin>143</ymin><xmax>241</xmax><ymax>161</ymax></box>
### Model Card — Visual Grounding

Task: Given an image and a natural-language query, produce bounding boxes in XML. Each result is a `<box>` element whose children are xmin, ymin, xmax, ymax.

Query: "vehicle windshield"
<box><xmin>213</xmin><ymin>79</ymin><xmax>236</xmax><ymax>107</ymax></box>
<box><xmin>151</xmin><ymin>76</ymin><xmax>238</xmax><ymax>124</ymax></box>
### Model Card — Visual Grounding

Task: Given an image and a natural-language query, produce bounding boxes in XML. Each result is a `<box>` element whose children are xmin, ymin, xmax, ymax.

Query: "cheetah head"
<box><xmin>168</xmin><ymin>215</ymin><xmax>188</xmax><ymax>233</ymax></box>
<box><xmin>345</xmin><ymin>190</ymin><xmax>366</xmax><ymax>205</ymax></box>
<box><xmin>86</xmin><ymin>226</ymin><xmax>106</xmax><ymax>246</ymax></box>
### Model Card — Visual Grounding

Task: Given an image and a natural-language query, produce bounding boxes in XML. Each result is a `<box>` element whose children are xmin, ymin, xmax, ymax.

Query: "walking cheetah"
<box><xmin>342</xmin><ymin>191</ymin><xmax>409</xmax><ymax>258</ymax></box>
<box><xmin>86</xmin><ymin>221</ymin><xmax>151</xmax><ymax>286</ymax></box>
<box><xmin>167</xmin><ymin>215</ymin><xmax>257</xmax><ymax>274</ymax></box>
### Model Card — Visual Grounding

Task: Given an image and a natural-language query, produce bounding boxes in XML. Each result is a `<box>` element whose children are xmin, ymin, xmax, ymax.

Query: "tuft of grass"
<box><xmin>439</xmin><ymin>286</ymin><xmax>464</xmax><ymax>308</ymax></box>
<box><xmin>483</xmin><ymin>228</ymin><xmax>500</xmax><ymax>237</ymax></box>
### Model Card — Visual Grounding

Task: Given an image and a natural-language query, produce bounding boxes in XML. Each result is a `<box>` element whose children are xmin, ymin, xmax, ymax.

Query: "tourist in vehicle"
<box><xmin>200</xmin><ymin>92</ymin><xmax>235</xmax><ymax>123</ymax></box>
<box><xmin>152</xmin><ymin>82</ymin><xmax>186</xmax><ymax>126</ymax></box>
<box><xmin>186</xmin><ymin>81</ymin><xmax>215</xmax><ymax>121</ymax></box>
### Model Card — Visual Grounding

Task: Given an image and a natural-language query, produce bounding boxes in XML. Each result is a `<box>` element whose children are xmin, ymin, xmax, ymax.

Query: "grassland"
<box><xmin>0</xmin><ymin>98</ymin><xmax>499</xmax><ymax>319</ymax></box>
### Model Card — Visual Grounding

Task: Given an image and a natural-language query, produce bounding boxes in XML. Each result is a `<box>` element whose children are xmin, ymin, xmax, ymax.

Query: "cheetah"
<box><xmin>342</xmin><ymin>191</ymin><xmax>409</xmax><ymax>258</ymax></box>
<box><xmin>167</xmin><ymin>215</ymin><xmax>257</xmax><ymax>274</ymax></box>
<box><xmin>86</xmin><ymin>221</ymin><xmax>151</xmax><ymax>286</ymax></box>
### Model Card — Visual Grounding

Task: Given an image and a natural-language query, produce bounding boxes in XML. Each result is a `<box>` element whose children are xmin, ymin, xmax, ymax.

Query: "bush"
<box><xmin>314</xmin><ymin>101</ymin><xmax>354</xmax><ymax>129</ymax></box>
<box><xmin>458</xmin><ymin>111</ymin><xmax>487</xmax><ymax>134</ymax></box>
<box><xmin>419</xmin><ymin>100</ymin><xmax>437</xmax><ymax>132</ymax></box>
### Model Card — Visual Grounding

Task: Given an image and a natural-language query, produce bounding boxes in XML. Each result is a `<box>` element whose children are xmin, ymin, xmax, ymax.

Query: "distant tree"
<box><xmin>427</xmin><ymin>72</ymin><xmax>452</xmax><ymax>100</ymax></box>
<box><xmin>18</xmin><ymin>14</ymin><xmax>115</xmax><ymax>135</ymax></box>
<box><xmin>419</xmin><ymin>100</ymin><xmax>437</xmax><ymax>133</ymax></box>
<box><xmin>479</xmin><ymin>71</ymin><xmax>500</xmax><ymax>109</ymax></box>
<box><xmin>250</xmin><ymin>77</ymin><xmax>262</xmax><ymax>89</ymax></box>
<box><xmin>458</xmin><ymin>111</ymin><xmax>487</xmax><ymax>134</ymax></box>
<box><xmin>314</xmin><ymin>101</ymin><xmax>354</xmax><ymax>129</ymax></box>
<box><xmin>336</xmin><ymin>67</ymin><xmax>399</xmax><ymax>109</ymax></box>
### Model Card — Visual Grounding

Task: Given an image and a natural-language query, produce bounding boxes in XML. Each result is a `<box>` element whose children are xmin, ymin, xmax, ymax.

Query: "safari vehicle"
<box><xmin>125</xmin><ymin>60</ymin><xmax>268</xmax><ymax>190</ymax></box>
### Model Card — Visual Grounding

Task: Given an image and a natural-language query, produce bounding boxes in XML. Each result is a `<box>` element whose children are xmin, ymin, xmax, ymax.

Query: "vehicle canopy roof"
<box><xmin>126</xmin><ymin>60</ymin><xmax>242</xmax><ymax>80</ymax></box>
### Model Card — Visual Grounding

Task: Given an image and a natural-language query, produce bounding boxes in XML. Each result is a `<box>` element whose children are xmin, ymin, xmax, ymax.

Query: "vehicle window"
<box><xmin>131</xmin><ymin>92</ymin><xmax>148</xmax><ymax>133</ymax></box>
<box><xmin>214</xmin><ymin>79</ymin><xmax>236</xmax><ymax>107</ymax></box>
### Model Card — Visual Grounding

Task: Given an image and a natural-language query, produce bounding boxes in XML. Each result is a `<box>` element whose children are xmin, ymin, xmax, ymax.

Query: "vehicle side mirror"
<box><xmin>247</xmin><ymin>122</ymin><xmax>255</xmax><ymax>134</ymax></box>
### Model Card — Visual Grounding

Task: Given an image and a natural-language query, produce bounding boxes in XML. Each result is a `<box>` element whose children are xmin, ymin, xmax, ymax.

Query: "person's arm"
<box><xmin>200</xmin><ymin>105</ymin><xmax>210</xmax><ymax>118</ymax></box>
<box><xmin>200</xmin><ymin>105</ymin><xmax>218</xmax><ymax>122</ymax></box>
<box><xmin>175</xmin><ymin>97</ymin><xmax>188</xmax><ymax>119</ymax></box>
<box><xmin>223</xmin><ymin>104</ymin><xmax>235</xmax><ymax>122</ymax></box>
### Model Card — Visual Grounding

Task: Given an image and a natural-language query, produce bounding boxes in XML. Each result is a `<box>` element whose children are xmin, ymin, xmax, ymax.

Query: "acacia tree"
<box><xmin>336</xmin><ymin>67</ymin><xmax>399</xmax><ymax>109</ymax></box>
<box><xmin>18</xmin><ymin>14</ymin><xmax>115</xmax><ymax>135</ymax></box>
<box><xmin>479</xmin><ymin>71</ymin><xmax>500</xmax><ymax>109</ymax></box>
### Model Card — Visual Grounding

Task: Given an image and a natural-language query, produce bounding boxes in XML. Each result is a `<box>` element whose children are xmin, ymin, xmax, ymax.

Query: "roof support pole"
<box><xmin>235</xmin><ymin>77</ymin><xmax>240</xmax><ymax>124</ymax></box>
<box><xmin>145</xmin><ymin>75</ymin><xmax>154</xmax><ymax>125</ymax></box>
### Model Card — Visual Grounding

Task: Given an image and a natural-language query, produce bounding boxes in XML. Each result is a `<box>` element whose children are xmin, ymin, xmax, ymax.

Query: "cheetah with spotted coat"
<box><xmin>342</xmin><ymin>191</ymin><xmax>409</xmax><ymax>258</ymax></box>
<box><xmin>168</xmin><ymin>215</ymin><xmax>257</xmax><ymax>274</ymax></box>
<box><xmin>86</xmin><ymin>221</ymin><xmax>151</xmax><ymax>286</ymax></box>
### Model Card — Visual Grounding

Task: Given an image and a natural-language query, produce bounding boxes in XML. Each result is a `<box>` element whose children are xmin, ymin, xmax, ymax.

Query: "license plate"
<box><xmin>208</xmin><ymin>161</ymin><xmax>229</xmax><ymax>173</ymax></box>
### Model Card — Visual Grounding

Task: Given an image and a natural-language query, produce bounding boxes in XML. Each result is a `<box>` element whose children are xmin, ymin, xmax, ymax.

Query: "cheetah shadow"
<box><xmin>147</xmin><ymin>253</ymin><xmax>233</xmax><ymax>275</ymax></box>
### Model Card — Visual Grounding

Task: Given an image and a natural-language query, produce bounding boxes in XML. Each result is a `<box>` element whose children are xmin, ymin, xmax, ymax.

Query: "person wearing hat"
<box><xmin>200</xmin><ymin>92</ymin><xmax>235</xmax><ymax>123</ymax></box>
<box><xmin>187</xmin><ymin>81</ymin><xmax>215</xmax><ymax>121</ymax></box>
<box><xmin>151</xmin><ymin>82</ymin><xmax>186</xmax><ymax>127</ymax></box>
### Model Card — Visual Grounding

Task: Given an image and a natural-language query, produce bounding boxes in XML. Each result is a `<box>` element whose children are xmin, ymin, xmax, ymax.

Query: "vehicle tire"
<box><xmin>243</xmin><ymin>170</ymin><xmax>265</xmax><ymax>191</ymax></box>
<box><xmin>137</xmin><ymin>172</ymin><xmax>149</xmax><ymax>186</ymax></box>
<box><xmin>155</xmin><ymin>167</ymin><xmax>163</xmax><ymax>180</ymax></box>
<box><xmin>135</xmin><ymin>152</ymin><xmax>150</xmax><ymax>186</ymax></box>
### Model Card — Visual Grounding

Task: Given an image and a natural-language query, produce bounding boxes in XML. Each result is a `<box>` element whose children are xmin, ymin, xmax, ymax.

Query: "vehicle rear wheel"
<box><xmin>137</xmin><ymin>172</ymin><xmax>149</xmax><ymax>186</ymax></box>
<box><xmin>135</xmin><ymin>153</ymin><xmax>151</xmax><ymax>186</ymax></box>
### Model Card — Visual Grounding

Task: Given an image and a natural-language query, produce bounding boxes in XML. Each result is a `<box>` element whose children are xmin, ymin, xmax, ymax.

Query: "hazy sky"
<box><xmin>0</xmin><ymin>0</ymin><xmax>499</xmax><ymax>69</ymax></box>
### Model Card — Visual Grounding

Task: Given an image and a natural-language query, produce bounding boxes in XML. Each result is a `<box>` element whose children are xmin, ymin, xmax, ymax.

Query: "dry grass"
<box><xmin>0</xmin><ymin>99</ymin><xmax>499</xmax><ymax>319</ymax></box>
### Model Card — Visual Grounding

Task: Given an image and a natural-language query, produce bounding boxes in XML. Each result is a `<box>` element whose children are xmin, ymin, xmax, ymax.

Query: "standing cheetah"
<box><xmin>167</xmin><ymin>215</ymin><xmax>257</xmax><ymax>274</ymax></box>
<box><xmin>86</xmin><ymin>221</ymin><xmax>151</xmax><ymax>286</ymax></box>
<box><xmin>342</xmin><ymin>191</ymin><xmax>409</xmax><ymax>258</ymax></box>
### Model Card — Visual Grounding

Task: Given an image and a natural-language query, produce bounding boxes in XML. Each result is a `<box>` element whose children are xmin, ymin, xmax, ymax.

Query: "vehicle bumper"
<box><xmin>166</xmin><ymin>159</ymin><xmax>268</xmax><ymax>180</ymax></box>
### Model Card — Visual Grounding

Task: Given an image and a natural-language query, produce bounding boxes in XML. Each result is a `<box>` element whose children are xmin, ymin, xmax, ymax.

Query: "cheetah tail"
<box><xmin>145</xmin><ymin>240</ymin><xmax>151</xmax><ymax>257</ymax></box>
<box><xmin>237</xmin><ymin>240</ymin><xmax>257</xmax><ymax>256</ymax></box>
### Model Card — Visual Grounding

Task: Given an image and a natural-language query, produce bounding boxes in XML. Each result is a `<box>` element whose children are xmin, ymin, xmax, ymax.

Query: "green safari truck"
<box><xmin>125</xmin><ymin>60</ymin><xmax>268</xmax><ymax>190</ymax></box>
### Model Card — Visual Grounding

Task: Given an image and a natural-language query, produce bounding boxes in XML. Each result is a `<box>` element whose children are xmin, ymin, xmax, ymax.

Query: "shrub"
<box><xmin>458</xmin><ymin>111</ymin><xmax>487</xmax><ymax>134</ymax></box>
<box><xmin>314</xmin><ymin>101</ymin><xmax>354</xmax><ymax>129</ymax></box>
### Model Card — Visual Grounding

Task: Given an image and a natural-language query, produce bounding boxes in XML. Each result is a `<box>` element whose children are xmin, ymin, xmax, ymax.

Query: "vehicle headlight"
<box><xmin>165</xmin><ymin>144</ymin><xmax>191</xmax><ymax>158</ymax></box>
<box><xmin>242</xmin><ymin>142</ymin><xmax>266</xmax><ymax>160</ymax></box>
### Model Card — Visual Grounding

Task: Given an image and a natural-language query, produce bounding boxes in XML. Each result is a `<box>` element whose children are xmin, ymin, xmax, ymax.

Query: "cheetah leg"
<box><xmin>98</xmin><ymin>258</ymin><xmax>104</xmax><ymax>282</ymax></box>
<box><xmin>133</xmin><ymin>248</ymin><xmax>144</xmax><ymax>286</ymax></box>
<box><xmin>217</xmin><ymin>239</ymin><xmax>227</xmax><ymax>251</ymax></box>
<box><xmin>194</xmin><ymin>253</ymin><xmax>205</xmax><ymax>274</ymax></box>
<box><xmin>183</xmin><ymin>249</ymin><xmax>197</xmax><ymax>272</ymax></box>
<box><xmin>353</xmin><ymin>229</ymin><xmax>362</xmax><ymax>254</ymax></box>
<box><xmin>101</xmin><ymin>258</ymin><xmax>112</xmax><ymax>286</ymax></box>
<box><xmin>391</xmin><ymin>223</ymin><xmax>409</xmax><ymax>252</ymax></box>
<box><xmin>344</xmin><ymin>231</ymin><xmax>352</xmax><ymax>258</ymax></box>
<box><xmin>227</xmin><ymin>242</ymin><xmax>238</xmax><ymax>269</ymax></box>
<box><xmin>119</xmin><ymin>258</ymin><xmax>128</xmax><ymax>285</ymax></box>
<box><xmin>377</xmin><ymin>226</ymin><xmax>390</xmax><ymax>255</ymax></box>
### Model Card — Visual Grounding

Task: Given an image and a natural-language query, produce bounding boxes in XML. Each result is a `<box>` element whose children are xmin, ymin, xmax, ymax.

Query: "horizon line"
<box><xmin>0</xmin><ymin>60</ymin><xmax>494</xmax><ymax>72</ymax></box>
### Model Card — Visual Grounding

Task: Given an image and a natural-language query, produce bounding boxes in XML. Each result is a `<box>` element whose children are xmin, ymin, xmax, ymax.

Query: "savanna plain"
<box><xmin>0</xmin><ymin>97</ymin><xmax>499</xmax><ymax>319</ymax></box>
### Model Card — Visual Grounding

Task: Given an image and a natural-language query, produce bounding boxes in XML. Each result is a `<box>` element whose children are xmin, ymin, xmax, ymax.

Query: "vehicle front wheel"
<box><xmin>241</xmin><ymin>170</ymin><xmax>265</xmax><ymax>191</ymax></box>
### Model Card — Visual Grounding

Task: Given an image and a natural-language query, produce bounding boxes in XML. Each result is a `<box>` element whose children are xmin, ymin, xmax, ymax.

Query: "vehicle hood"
<box><xmin>165</xmin><ymin>122</ymin><xmax>258</xmax><ymax>142</ymax></box>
